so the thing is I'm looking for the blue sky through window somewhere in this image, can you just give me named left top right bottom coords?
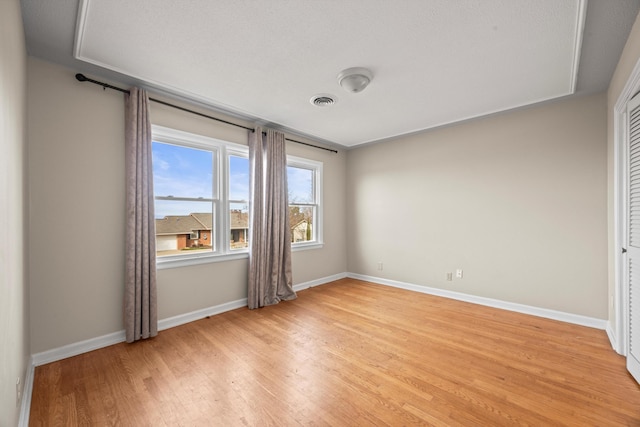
left=287, top=166, right=313, bottom=203
left=152, top=142, right=213, bottom=199
left=229, top=155, right=249, bottom=201
left=153, top=141, right=312, bottom=218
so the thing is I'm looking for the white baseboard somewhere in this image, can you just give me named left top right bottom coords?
left=158, top=298, right=248, bottom=331
left=32, top=330, right=127, bottom=367
left=18, top=356, right=34, bottom=427
left=606, top=322, right=624, bottom=355
left=293, top=272, right=348, bottom=292
left=160, top=273, right=346, bottom=330
left=347, top=273, right=608, bottom=330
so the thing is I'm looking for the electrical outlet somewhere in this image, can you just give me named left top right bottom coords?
left=446, top=272, right=453, bottom=281
left=377, top=262, right=383, bottom=271
left=456, top=269, right=463, bottom=279
left=16, top=377, right=21, bottom=408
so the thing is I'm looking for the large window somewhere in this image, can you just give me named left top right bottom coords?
left=152, top=126, right=322, bottom=268
left=152, top=126, right=249, bottom=266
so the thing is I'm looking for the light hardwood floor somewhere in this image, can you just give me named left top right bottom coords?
left=30, top=278, right=640, bottom=426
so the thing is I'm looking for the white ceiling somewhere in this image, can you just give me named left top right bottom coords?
left=21, top=0, right=640, bottom=148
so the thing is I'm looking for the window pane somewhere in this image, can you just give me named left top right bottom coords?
left=287, top=166, right=314, bottom=204
left=152, top=142, right=214, bottom=198
left=229, top=155, right=249, bottom=201
left=230, top=202, right=249, bottom=250
left=289, top=205, right=314, bottom=243
left=155, top=200, right=214, bottom=256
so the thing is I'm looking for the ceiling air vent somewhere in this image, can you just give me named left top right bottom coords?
left=310, top=94, right=336, bottom=107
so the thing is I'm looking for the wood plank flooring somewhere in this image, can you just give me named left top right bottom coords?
left=30, top=278, right=640, bottom=426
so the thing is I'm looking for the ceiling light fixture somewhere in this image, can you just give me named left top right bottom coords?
left=337, top=67, right=373, bottom=93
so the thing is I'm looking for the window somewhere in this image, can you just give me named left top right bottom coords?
left=152, top=126, right=249, bottom=267
left=228, top=154, right=249, bottom=250
left=287, top=156, right=322, bottom=248
left=152, top=126, right=323, bottom=268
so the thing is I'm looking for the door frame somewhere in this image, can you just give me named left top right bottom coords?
left=613, top=57, right=640, bottom=356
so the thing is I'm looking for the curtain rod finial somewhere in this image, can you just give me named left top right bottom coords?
left=75, top=73, right=88, bottom=82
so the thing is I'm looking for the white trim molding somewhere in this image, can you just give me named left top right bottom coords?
left=18, top=356, right=35, bottom=427
left=293, top=272, right=348, bottom=292
left=32, top=330, right=127, bottom=367
left=612, top=55, right=640, bottom=355
left=158, top=298, right=248, bottom=331
left=348, top=273, right=608, bottom=330
left=606, top=323, right=619, bottom=353
left=569, top=0, right=588, bottom=93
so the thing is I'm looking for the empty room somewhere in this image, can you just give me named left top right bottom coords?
left=3, top=0, right=640, bottom=425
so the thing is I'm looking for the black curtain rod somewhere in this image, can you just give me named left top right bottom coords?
left=75, top=73, right=338, bottom=154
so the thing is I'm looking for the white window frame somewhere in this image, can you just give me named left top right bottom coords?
left=152, top=125, right=249, bottom=269
left=152, top=126, right=324, bottom=269
left=287, top=155, right=323, bottom=251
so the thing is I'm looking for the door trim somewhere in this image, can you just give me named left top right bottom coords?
left=613, top=56, right=640, bottom=356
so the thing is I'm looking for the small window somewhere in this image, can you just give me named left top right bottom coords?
left=229, top=155, right=249, bottom=250
left=287, top=156, right=322, bottom=247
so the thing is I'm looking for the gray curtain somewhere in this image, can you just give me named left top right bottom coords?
left=248, top=127, right=296, bottom=309
left=124, top=87, right=158, bottom=342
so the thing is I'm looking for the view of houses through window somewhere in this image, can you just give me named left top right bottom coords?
left=151, top=127, right=322, bottom=261
left=287, top=165, right=316, bottom=243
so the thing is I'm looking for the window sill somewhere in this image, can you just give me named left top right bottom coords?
left=156, top=242, right=323, bottom=270
left=292, top=242, right=324, bottom=252
left=156, top=251, right=249, bottom=270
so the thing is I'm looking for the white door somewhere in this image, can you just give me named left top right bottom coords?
left=627, top=92, right=640, bottom=383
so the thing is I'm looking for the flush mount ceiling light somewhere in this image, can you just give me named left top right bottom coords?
left=310, top=94, right=336, bottom=107
left=337, top=67, right=373, bottom=93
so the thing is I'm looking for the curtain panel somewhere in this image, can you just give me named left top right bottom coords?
left=124, top=87, right=158, bottom=342
left=248, top=127, right=296, bottom=309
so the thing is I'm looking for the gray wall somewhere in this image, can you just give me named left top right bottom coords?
left=27, top=57, right=347, bottom=354
left=0, top=0, right=29, bottom=424
left=346, top=92, right=608, bottom=319
left=26, top=10, right=637, bottom=358
left=27, top=53, right=610, bottom=357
